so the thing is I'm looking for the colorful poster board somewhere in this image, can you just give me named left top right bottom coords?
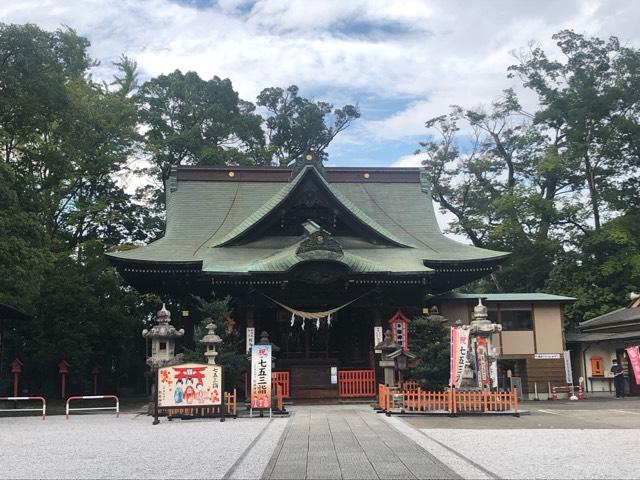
left=158, top=363, right=222, bottom=407
left=626, top=346, right=640, bottom=385
left=250, top=344, right=272, bottom=409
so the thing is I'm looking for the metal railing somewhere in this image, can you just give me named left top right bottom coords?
left=0, top=396, right=46, bottom=420
left=66, top=395, right=119, bottom=419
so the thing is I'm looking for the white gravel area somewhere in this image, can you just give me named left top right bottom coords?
left=0, top=413, right=288, bottom=479
left=423, top=428, right=640, bottom=479
left=384, top=416, right=492, bottom=479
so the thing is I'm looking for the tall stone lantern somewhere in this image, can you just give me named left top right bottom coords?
left=143, top=304, right=184, bottom=424
left=375, top=330, right=400, bottom=387
left=467, top=299, right=501, bottom=389
left=142, top=304, right=185, bottom=368
left=200, top=319, right=222, bottom=365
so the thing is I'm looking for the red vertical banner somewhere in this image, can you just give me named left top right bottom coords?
left=626, top=346, right=640, bottom=385
left=449, top=327, right=459, bottom=386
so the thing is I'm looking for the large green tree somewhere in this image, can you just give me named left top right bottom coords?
left=419, top=30, right=640, bottom=301
left=136, top=70, right=267, bottom=201
left=0, top=23, right=151, bottom=395
left=257, top=85, right=360, bottom=166
left=509, top=30, right=640, bottom=230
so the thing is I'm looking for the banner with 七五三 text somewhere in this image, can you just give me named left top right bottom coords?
left=251, top=344, right=272, bottom=409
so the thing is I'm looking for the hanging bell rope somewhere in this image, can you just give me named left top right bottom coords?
left=262, top=291, right=372, bottom=321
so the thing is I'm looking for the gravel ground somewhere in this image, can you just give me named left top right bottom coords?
left=421, top=428, right=640, bottom=479
left=0, top=413, right=289, bottom=479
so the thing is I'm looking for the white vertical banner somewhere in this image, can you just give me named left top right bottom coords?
left=250, top=344, right=271, bottom=410
left=374, top=326, right=383, bottom=353
left=563, top=350, right=573, bottom=384
left=490, top=359, right=498, bottom=389
left=246, top=327, right=255, bottom=354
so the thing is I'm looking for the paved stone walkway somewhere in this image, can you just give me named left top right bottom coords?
left=263, top=406, right=459, bottom=480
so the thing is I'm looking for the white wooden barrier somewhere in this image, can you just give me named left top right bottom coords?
left=66, top=395, right=119, bottom=419
left=0, top=396, right=46, bottom=420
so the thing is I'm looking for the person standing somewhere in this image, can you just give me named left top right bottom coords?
left=611, top=359, right=625, bottom=398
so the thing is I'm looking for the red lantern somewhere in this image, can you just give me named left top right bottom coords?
left=388, top=310, right=410, bottom=352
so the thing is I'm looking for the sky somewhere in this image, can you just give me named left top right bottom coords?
left=2, top=0, right=639, bottom=238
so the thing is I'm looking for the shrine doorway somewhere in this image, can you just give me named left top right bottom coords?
left=255, top=307, right=375, bottom=399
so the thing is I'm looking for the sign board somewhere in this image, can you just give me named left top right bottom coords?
left=534, top=353, right=561, bottom=360
left=330, top=366, right=337, bottom=385
left=158, top=363, right=222, bottom=407
left=563, top=350, right=573, bottom=384
left=373, top=326, right=383, bottom=353
left=250, top=344, right=272, bottom=409
left=246, top=327, right=255, bottom=354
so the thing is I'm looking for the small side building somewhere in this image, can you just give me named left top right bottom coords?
left=431, top=292, right=575, bottom=399
left=566, top=296, right=640, bottom=397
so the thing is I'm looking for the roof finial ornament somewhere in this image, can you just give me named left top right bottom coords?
left=290, top=147, right=326, bottom=180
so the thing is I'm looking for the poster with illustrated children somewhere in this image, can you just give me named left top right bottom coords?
left=157, top=363, right=222, bottom=407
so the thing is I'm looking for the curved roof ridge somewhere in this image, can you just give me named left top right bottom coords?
left=211, top=166, right=409, bottom=248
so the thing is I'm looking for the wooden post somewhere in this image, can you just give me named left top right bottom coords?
left=152, top=367, right=159, bottom=425
left=10, top=358, right=22, bottom=397
left=58, top=360, right=69, bottom=399
left=483, top=387, right=488, bottom=413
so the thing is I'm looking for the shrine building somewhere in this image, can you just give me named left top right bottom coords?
left=107, top=153, right=570, bottom=399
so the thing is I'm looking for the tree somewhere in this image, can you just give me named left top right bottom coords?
left=137, top=70, right=267, bottom=202
left=409, top=316, right=450, bottom=391
left=0, top=23, right=153, bottom=395
left=184, top=295, right=245, bottom=393
left=418, top=93, right=567, bottom=292
left=257, top=85, right=360, bottom=166
left=546, top=211, right=640, bottom=328
left=509, top=30, right=640, bottom=230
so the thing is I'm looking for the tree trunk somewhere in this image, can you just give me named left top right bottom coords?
left=584, top=155, right=601, bottom=230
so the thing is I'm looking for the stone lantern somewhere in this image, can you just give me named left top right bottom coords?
left=375, top=329, right=400, bottom=387
left=142, top=304, right=185, bottom=368
left=200, top=319, right=222, bottom=365
left=466, top=299, right=502, bottom=389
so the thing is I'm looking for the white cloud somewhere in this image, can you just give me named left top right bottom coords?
left=391, top=153, right=422, bottom=168
left=3, top=0, right=640, bottom=163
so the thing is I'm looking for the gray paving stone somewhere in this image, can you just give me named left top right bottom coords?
left=265, top=405, right=459, bottom=480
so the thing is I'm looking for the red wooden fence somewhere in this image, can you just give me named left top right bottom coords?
left=378, top=385, right=519, bottom=416
left=272, top=371, right=290, bottom=398
left=338, top=370, right=376, bottom=397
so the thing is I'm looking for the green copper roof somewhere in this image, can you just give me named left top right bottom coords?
left=213, top=166, right=407, bottom=248
left=434, top=292, right=576, bottom=302
left=107, top=164, right=509, bottom=275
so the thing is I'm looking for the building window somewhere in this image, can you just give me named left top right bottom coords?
left=499, top=310, right=533, bottom=331
left=590, top=356, right=604, bottom=376
left=159, top=342, right=167, bottom=351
